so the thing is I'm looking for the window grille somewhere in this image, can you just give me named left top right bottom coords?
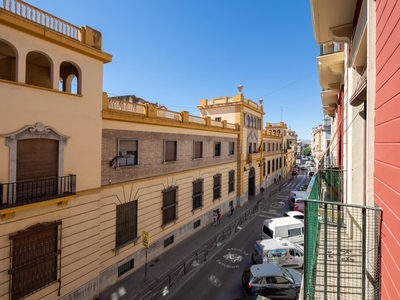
left=228, top=170, right=235, bottom=193
left=162, top=188, right=177, bottom=225
left=213, top=174, right=221, bottom=200
left=116, top=201, right=138, bottom=248
left=9, top=221, right=61, bottom=300
left=192, top=180, right=203, bottom=210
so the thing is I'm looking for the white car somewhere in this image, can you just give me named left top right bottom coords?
left=283, top=211, right=304, bottom=222
left=300, top=165, right=307, bottom=170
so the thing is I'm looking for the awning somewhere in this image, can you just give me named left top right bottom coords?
left=349, top=70, right=367, bottom=106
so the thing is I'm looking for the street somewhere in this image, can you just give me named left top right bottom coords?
left=165, top=170, right=311, bottom=300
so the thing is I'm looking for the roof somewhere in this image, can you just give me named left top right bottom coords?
left=256, top=238, right=295, bottom=249
left=284, top=211, right=304, bottom=217
left=265, top=217, right=303, bottom=226
left=249, top=264, right=282, bottom=277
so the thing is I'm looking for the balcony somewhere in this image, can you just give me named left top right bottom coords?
left=320, top=42, right=344, bottom=56
left=310, top=0, right=357, bottom=44
left=0, top=175, right=76, bottom=209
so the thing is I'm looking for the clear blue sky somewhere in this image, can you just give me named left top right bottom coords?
left=27, top=0, right=323, bottom=140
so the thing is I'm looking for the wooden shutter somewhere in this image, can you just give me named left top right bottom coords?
left=17, top=139, right=58, bottom=181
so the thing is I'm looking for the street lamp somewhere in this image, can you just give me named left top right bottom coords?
left=109, top=155, right=135, bottom=184
left=109, top=155, right=135, bottom=167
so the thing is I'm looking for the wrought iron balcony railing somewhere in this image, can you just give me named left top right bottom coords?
left=0, top=175, right=76, bottom=209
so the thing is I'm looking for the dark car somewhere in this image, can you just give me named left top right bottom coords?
left=242, top=264, right=301, bottom=299
left=291, top=169, right=298, bottom=175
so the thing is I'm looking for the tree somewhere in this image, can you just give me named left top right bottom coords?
left=302, top=147, right=311, bottom=156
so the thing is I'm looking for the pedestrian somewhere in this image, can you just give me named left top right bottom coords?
left=260, top=187, right=265, bottom=196
left=217, top=209, right=222, bottom=225
left=230, top=205, right=235, bottom=217
left=212, top=210, right=218, bottom=226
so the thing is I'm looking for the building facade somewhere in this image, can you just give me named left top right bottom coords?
left=0, top=2, right=294, bottom=299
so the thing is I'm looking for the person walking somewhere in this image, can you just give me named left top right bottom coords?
left=217, top=209, right=222, bottom=225
left=212, top=210, right=218, bottom=226
left=230, top=205, right=235, bottom=217
left=260, top=187, right=265, bottom=196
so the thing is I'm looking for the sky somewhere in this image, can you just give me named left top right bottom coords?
left=26, top=0, right=323, bottom=140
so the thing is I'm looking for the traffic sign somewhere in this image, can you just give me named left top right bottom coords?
left=142, top=231, right=149, bottom=248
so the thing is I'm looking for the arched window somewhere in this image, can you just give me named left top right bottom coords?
left=26, top=51, right=52, bottom=88
left=59, top=61, right=81, bottom=94
left=0, top=39, right=18, bottom=82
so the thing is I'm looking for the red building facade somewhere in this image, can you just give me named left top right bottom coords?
left=375, top=0, right=400, bottom=298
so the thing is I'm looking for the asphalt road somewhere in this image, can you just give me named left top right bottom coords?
left=164, top=172, right=311, bottom=300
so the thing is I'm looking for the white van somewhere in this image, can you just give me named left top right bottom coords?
left=252, top=238, right=304, bottom=268
left=289, top=191, right=307, bottom=208
left=261, top=217, right=304, bottom=244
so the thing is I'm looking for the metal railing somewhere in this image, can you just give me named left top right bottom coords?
left=0, top=175, right=76, bottom=208
left=303, top=200, right=382, bottom=300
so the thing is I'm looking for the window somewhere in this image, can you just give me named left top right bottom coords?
left=228, top=170, right=235, bottom=193
left=162, top=187, right=178, bottom=225
left=262, top=163, right=266, bottom=177
left=213, top=174, right=221, bottom=200
left=272, top=160, right=275, bottom=172
left=229, top=142, right=235, bottom=155
left=214, top=142, right=221, bottom=157
left=215, top=117, right=221, bottom=121
left=194, top=141, right=203, bottom=159
left=268, top=160, right=271, bottom=174
left=118, top=259, right=134, bottom=277
left=262, top=143, right=265, bottom=152
left=118, top=139, right=138, bottom=166
left=276, top=158, right=279, bottom=169
left=288, top=228, right=302, bottom=237
left=192, top=180, right=203, bottom=210
left=248, top=143, right=252, bottom=154
left=164, top=235, right=174, bottom=248
left=193, top=220, right=201, bottom=229
left=272, top=143, right=275, bottom=151
left=280, top=143, right=282, bottom=150
left=279, top=157, right=282, bottom=168
left=10, top=221, right=61, bottom=300
left=164, top=140, right=177, bottom=162
left=268, top=143, right=271, bottom=152
left=253, top=143, right=256, bottom=153
left=116, top=201, right=138, bottom=248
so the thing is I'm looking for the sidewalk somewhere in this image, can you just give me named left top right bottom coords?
left=99, top=177, right=291, bottom=300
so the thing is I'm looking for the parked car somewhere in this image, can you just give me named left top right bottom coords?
left=293, top=202, right=304, bottom=214
left=252, top=238, right=304, bottom=267
left=283, top=211, right=304, bottom=222
left=300, top=165, right=307, bottom=170
left=241, top=264, right=302, bottom=299
left=298, top=184, right=308, bottom=191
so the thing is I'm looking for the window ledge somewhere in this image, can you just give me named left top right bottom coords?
left=113, top=236, right=140, bottom=254
left=161, top=218, right=178, bottom=229
left=192, top=205, right=204, bottom=213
